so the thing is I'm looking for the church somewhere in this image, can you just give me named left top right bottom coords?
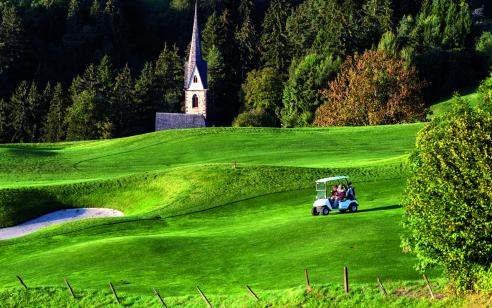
left=155, top=2, right=208, bottom=131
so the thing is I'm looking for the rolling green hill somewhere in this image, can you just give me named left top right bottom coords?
left=0, top=123, right=449, bottom=306
left=428, top=88, right=482, bottom=119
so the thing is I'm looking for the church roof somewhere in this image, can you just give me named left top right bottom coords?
left=184, top=2, right=208, bottom=89
left=155, top=113, right=207, bottom=130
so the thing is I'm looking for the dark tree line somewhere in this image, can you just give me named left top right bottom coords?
left=0, top=0, right=491, bottom=141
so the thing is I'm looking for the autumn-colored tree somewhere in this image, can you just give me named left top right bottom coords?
left=314, top=50, right=426, bottom=126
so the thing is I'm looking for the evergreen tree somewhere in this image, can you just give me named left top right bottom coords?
left=9, top=81, right=31, bottom=143
left=103, top=0, right=123, bottom=59
left=66, top=56, right=114, bottom=140
left=110, top=64, right=133, bottom=136
left=25, top=82, right=42, bottom=142
left=86, top=0, right=105, bottom=57
left=206, top=45, right=227, bottom=125
left=63, top=0, right=84, bottom=62
left=410, top=0, right=472, bottom=51
left=0, top=99, right=8, bottom=143
left=132, top=62, right=158, bottom=134
left=442, top=0, right=471, bottom=49
left=286, top=0, right=363, bottom=59
left=96, top=55, right=114, bottom=98
left=202, top=9, right=240, bottom=124
left=42, top=83, right=66, bottom=142
left=154, top=44, right=183, bottom=113
left=281, top=54, right=341, bottom=127
left=0, top=4, right=22, bottom=73
left=235, top=15, right=258, bottom=79
left=259, top=0, right=292, bottom=73
left=65, top=89, right=99, bottom=140
left=202, top=11, right=228, bottom=58
left=35, top=82, right=53, bottom=139
left=362, top=0, right=394, bottom=47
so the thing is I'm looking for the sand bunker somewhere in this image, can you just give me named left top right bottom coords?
left=0, top=208, right=124, bottom=240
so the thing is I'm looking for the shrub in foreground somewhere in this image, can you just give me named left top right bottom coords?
left=402, top=96, right=492, bottom=293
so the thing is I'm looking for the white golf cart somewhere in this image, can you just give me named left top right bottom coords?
left=311, top=176, right=359, bottom=216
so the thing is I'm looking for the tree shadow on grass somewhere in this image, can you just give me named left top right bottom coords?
left=357, top=204, right=401, bottom=213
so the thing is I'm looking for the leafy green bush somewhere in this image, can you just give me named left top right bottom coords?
left=402, top=95, right=492, bottom=293
left=480, top=71, right=492, bottom=103
left=476, top=32, right=492, bottom=70
left=232, top=108, right=279, bottom=127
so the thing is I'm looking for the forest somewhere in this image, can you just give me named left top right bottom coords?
left=0, top=0, right=491, bottom=142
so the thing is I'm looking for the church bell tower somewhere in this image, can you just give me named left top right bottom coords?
left=184, top=2, right=208, bottom=118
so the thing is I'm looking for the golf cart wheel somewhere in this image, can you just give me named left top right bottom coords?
left=311, top=207, right=319, bottom=216
left=349, top=203, right=358, bottom=213
left=322, top=206, right=330, bottom=215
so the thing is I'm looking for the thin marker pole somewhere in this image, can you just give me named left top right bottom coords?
left=246, top=285, right=259, bottom=301
left=64, top=277, right=76, bottom=298
left=152, top=288, right=167, bottom=307
left=196, top=286, right=212, bottom=307
left=377, top=277, right=387, bottom=296
left=305, top=269, right=312, bottom=292
left=109, top=282, right=121, bottom=304
left=344, top=267, right=349, bottom=293
left=422, top=274, right=435, bottom=299
left=16, top=275, right=27, bottom=290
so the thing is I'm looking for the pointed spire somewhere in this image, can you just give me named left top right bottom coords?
left=184, top=1, right=207, bottom=89
left=189, top=1, right=202, bottom=62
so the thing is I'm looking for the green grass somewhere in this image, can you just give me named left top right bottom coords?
left=3, top=280, right=485, bottom=308
left=1, top=124, right=460, bottom=306
left=428, top=88, right=483, bottom=119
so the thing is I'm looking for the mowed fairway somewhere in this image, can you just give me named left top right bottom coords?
left=0, top=124, right=430, bottom=297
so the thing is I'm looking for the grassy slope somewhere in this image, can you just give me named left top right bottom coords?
left=0, top=124, right=440, bottom=304
left=428, top=89, right=482, bottom=119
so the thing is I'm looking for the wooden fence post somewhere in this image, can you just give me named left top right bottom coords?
left=152, top=288, right=168, bottom=308
left=305, top=269, right=312, bottom=292
left=422, top=274, right=435, bottom=299
left=245, top=285, right=259, bottom=301
left=377, top=276, right=387, bottom=296
left=16, top=275, right=28, bottom=290
left=196, top=286, right=212, bottom=307
left=109, top=282, right=121, bottom=305
left=344, top=267, right=349, bottom=293
left=64, top=277, right=76, bottom=298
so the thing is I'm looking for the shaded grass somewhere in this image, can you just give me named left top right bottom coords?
left=428, top=89, right=482, bottom=119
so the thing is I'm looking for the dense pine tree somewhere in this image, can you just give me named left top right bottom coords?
left=259, top=0, right=292, bottom=73
left=65, top=89, right=100, bottom=140
left=9, top=81, right=31, bottom=143
left=110, top=64, right=133, bottom=136
left=42, top=83, right=65, bottom=142
left=154, top=44, right=183, bottom=113
left=0, top=4, right=22, bottom=73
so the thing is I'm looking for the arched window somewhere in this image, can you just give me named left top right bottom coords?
left=192, top=95, right=199, bottom=108
left=193, top=76, right=198, bottom=83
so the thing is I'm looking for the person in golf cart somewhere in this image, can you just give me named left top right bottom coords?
left=346, top=182, right=355, bottom=200
left=329, top=184, right=345, bottom=207
left=312, top=176, right=359, bottom=215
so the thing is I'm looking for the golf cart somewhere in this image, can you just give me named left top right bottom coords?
left=311, top=176, right=359, bottom=216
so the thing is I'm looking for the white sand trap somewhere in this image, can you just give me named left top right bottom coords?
left=0, top=208, right=124, bottom=240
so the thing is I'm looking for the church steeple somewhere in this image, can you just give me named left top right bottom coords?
left=184, top=1, right=208, bottom=118
left=184, top=1, right=207, bottom=89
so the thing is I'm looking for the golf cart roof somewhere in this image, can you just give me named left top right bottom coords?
left=316, top=176, right=349, bottom=184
